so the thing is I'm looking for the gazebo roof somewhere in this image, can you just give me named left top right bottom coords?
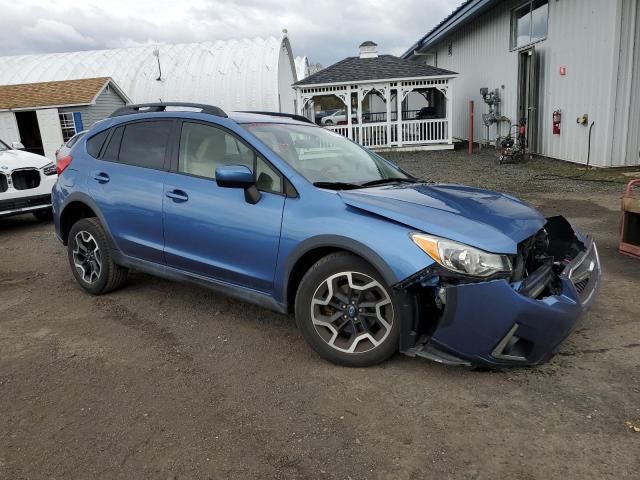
left=294, top=54, right=456, bottom=86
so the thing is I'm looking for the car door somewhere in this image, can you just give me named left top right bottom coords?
left=162, top=120, right=285, bottom=293
left=88, top=120, right=172, bottom=264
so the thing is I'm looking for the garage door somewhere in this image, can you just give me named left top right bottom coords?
left=0, top=111, right=19, bottom=145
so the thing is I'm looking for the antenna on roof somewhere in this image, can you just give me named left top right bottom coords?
left=152, top=48, right=162, bottom=81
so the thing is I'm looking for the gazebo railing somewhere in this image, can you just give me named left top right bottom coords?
left=325, top=118, right=449, bottom=147
left=401, top=119, right=449, bottom=145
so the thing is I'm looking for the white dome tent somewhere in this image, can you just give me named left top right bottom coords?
left=0, top=36, right=298, bottom=114
left=294, top=56, right=310, bottom=82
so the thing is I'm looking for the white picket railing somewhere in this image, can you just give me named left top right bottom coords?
left=401, top=119, right=449, bottom=145
left=324, top=119, right=449, bottom=148
left=324, top=125, right=349, bottom=137
left=360, top=124, right=388, bottom=148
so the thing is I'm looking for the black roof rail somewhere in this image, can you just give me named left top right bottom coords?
left=110, top=102, right=228, bottom=118
left=239, top=111, right=314, bottom=124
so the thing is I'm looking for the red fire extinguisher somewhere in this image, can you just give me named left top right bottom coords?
left=553, top=110, right=562, bottom=135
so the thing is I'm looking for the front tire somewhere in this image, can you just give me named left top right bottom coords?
left=67, top=218, right=128, bottom=295
left=295, top=252, right=399, bottom=367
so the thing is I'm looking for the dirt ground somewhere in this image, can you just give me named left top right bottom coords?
left=1, top=148, right=639, bottom=479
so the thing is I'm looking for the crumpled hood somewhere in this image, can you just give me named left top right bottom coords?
left=0, top=149, right=50, bottom=170
left=338, top=183, right=546, bottom=254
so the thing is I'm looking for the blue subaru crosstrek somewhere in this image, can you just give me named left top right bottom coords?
left=52, top=103, right=601, bottom=368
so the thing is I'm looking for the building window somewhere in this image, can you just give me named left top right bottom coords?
left=511, top=0, right=548, bottom=49
left=59, top=112, right=77, bottom=142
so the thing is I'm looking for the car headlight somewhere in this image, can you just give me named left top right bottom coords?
left=411, top=233, right=512, bottom=278
left=42, top=162, right=57, bottom=176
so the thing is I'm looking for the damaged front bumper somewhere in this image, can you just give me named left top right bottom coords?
left=396, top=220, right=601, bottom=367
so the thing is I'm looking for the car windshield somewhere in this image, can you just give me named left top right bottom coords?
left=0, top=140, right=9, bottom=152
left=245, top=123, right=410, bottom=186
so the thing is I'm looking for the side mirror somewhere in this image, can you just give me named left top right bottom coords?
left=11, top=141, right=24, bottom=150
left=215, top=165, right=261, bottom=204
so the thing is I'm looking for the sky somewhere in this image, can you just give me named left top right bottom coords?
left=0, top=0, right=461, bottom=66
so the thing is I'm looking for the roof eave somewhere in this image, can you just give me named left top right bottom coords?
left=0, top=102, right=93, bottom=112
left=401, top=0, right=500, bottom=58
left=91, top=78, right=132, bottom=105
left=293, top=73, right=458, bottom=89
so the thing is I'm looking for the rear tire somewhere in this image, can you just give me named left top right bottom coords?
left=33, top=208, right=53, bottom=221
left=67, top=217, right=128, bottom=295
left=295, top=252, right=399, bottom=367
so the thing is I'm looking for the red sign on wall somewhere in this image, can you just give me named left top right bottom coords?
left=560, top=66, right=567, bottom=76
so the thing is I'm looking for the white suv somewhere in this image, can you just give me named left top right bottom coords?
left=0, top=139, right=58, bottom=220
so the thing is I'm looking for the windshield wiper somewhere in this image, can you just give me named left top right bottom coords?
left=312, top=181, right=362, bottom=190
left=358, top=177, right=418, bottom=187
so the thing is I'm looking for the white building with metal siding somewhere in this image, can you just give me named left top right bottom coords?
left=403, top=0, right=640, bottom=167
left=0, top=36, right=298, bottom=115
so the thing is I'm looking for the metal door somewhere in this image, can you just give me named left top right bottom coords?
left=518, top=46, right=539, bottom=155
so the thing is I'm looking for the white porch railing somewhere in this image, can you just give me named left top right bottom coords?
left=360, top=124, right=388, bottom=148
left=324, top=119, right=449, bottom=148
left=401, top=119, right=449, bottom=145
left=324, top=125, right=350, bottom=137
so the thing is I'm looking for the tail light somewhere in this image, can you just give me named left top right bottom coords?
left=57, top=154, right=72, bottom=175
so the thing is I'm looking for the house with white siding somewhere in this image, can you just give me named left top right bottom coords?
left=402, top=0, right=640, bottom=167
left=0, top=77, right=129, bottom=160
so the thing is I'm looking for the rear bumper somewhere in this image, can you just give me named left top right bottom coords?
left=411, top=238, right=601, bottom=367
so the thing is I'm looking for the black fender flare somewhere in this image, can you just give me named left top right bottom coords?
left=281, top=234, right=399, bottom=307
left=59, top=192, right=119, bottom=253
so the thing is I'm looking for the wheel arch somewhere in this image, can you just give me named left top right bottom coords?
left=59, top=193, right=116, bottom=250
left=282, top=235, right=398, bottom=312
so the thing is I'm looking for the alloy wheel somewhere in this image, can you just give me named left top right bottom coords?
left=311, top=271, right=394, bottom=354
left=72, top=230, right=102, bottom=284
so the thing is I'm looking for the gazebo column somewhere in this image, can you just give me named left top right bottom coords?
left=446, top=84, right=453, bottom=144
left=385, top=83, right=391, bottom=147
left=357, top=88, right=363, bottom=144
left=396, top=88, right=403, bottom=147
left=346, top=87, right=353, bottom=140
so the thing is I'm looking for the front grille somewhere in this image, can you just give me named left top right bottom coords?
left=0, top=194, right=51, bottom=212
left=11, top=169, right=41, bottom=190
left=565, top=240, right=600, bottom=304
left=574, top=278, right=589, bottom=295
left=0, top=173, right=7, bottom=193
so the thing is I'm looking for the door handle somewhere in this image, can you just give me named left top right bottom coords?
left=166, top=189, right=189, bottom=202
left=93, top=172, right=110, bottom=184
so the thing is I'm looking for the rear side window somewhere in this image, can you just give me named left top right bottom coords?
left=101, top=126, right=123, bottom=162
left=118, top=121, right=171, bottom=170
left=66, top=132, right=83, bottom=148
left=86, top=130, right=109, bottom=158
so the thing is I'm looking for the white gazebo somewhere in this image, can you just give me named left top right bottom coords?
left=294, top=41, right=457, bottom=150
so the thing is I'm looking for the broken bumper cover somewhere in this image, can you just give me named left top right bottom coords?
left=410, top=238, right=601, bottom=367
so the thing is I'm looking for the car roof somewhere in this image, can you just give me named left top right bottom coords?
left=101, top=109, right=313, bottom=128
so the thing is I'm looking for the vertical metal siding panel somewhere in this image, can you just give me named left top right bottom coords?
left=618, top=0, right=640, bottom=167
left=428, top=0, right=618, bottom=166
left=628, top=1, right=640, bottom=166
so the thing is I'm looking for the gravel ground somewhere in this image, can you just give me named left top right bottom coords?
left=1, top=147, right=639, bottom=479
